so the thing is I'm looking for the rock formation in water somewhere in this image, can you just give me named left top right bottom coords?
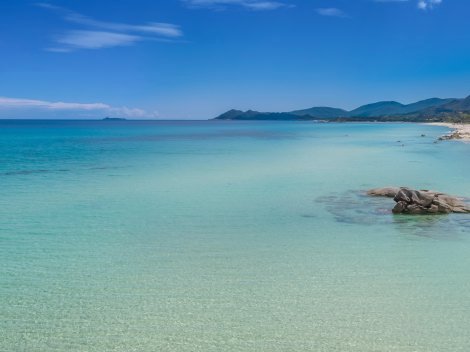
left=367, top=187, right=470, bottom=214
left=438, top=131, right=468, bottom=141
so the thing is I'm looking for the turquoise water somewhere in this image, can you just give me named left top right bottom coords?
left=1, top=120, right=470, bottom=351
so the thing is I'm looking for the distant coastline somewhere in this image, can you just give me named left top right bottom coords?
left=214, top=95, right=470, bottom=123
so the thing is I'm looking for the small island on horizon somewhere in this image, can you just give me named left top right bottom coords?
left=102, top=117, right=127, bottom=121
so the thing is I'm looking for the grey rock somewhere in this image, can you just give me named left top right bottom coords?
left=438, top=131, right=463, bottom=141
left=392, top=201, right=407, bottom=214
left=367, top=187, right=470, bottom=215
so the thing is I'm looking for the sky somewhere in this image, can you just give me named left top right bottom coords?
left=0, top=0, right=469, bottom=119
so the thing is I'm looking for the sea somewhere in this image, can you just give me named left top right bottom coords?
left=1, top=120, right=470, bottom=351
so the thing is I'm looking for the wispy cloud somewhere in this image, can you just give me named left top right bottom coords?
left=417, top=0, right=442, bottom=10
left=316, top=8, right=349, bottom=18
left=183, top=0, right=292, bottom=10
left=54, top=31, right=142, bottom=50
left=374, top=0, right=443, bottom=10
left=37, top=3, right=183, bottom=52
left=0, top=97, right=158, bottom=119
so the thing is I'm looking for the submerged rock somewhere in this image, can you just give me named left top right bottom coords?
left=367, top=187, right=470, bottom=214
left=316, top=189, right=470, bottom=238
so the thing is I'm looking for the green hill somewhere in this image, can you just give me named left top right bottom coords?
left=290, top=107, right=348, bottom=118
left=214, top=95, right=470, bottom=122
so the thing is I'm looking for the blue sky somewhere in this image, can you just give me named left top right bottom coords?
left=0, top=0, right=469, bottom=119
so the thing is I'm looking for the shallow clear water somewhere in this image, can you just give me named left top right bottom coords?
left=1, top=120, right=470, bottom=351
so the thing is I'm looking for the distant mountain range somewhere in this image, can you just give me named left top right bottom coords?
left=214, top=95, right=470, bottom=122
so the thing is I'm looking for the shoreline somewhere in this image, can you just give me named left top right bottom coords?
left=426, top=122, right=470, bottom=143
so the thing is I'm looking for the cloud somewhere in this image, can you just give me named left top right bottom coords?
left=417, top=0, right=442, bottom=10
left=316, top=8, right=349, bottom=18
left=53, top=31, right=141, bottom=51
left=37, top=3, right=183, bottom=51
left=62, top=12, right=183, bottom=37
left=374, top=0, right=443, bottom=10
left=183, top=0, right=291, bottom=10
left=0, top=97, right=158, bottom=119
